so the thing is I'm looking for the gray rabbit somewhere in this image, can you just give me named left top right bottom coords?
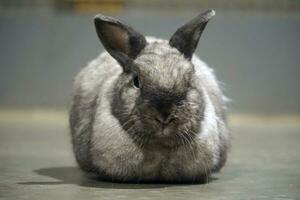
left=70, top=10, right=230, bottom=183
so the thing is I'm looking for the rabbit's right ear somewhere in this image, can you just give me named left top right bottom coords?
left=94, top=14, right=147, bottom=72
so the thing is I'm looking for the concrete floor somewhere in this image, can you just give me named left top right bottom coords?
left=0, top=112, right=300, bottom=200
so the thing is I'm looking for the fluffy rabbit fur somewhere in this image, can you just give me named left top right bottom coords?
left=70, top=10, right=230, bottom=183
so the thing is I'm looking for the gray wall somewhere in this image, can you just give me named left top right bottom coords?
left=1, top=8, right=300, bottom=114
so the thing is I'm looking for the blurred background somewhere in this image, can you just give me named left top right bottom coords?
left=0, top=0, right=300, bottom=116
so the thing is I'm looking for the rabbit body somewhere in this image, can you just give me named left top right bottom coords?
left=70, top=12, right=229, bottom=183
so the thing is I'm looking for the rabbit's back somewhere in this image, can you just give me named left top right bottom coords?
left=69, top=52, right=122, bottom=172
left=192, top=56, right=229, bottom=171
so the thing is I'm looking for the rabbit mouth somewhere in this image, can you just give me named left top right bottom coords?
left=122, top=113, right=199, bottom=148
left=150, top=128, right=197, bottom=148
left=154, top=126, right=173, bottom=138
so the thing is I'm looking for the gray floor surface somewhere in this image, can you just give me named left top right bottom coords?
left=0, top=114, right=300, bottom=200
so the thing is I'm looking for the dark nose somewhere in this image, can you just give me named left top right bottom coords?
left=155, top=102, right=172, bottom=123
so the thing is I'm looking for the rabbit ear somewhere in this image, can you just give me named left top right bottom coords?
left=94, top=14, right=147, bottom=72
left=169, top=10, right=215, bottom=60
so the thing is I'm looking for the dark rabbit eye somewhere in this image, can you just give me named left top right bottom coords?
left=133, top=74, right=140, bottom=88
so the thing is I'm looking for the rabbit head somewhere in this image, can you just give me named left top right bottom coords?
left=94, top=10, right=215, bottom=148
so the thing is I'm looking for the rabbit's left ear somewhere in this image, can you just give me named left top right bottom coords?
left=94, top=14, right=147, bottom=72
left=169, top=10, right=215, bottom=60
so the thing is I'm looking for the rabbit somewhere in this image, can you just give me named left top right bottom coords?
left=69, top=9, right=230, bottom=183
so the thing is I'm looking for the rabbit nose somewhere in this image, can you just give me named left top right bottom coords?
left=155, top=102, right=172, bottom=124
left=161, top=111, right=171, bottom=122
left=155, top=114, right=175, bottom=125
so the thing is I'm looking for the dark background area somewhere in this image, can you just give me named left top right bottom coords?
left=0, top=0, right=300, bottom=114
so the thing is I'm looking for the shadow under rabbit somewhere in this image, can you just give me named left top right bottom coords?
left=18, top=166, right=219, bottom=189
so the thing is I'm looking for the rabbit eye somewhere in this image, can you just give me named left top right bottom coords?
left=133, top=74, right=140, bottom=88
